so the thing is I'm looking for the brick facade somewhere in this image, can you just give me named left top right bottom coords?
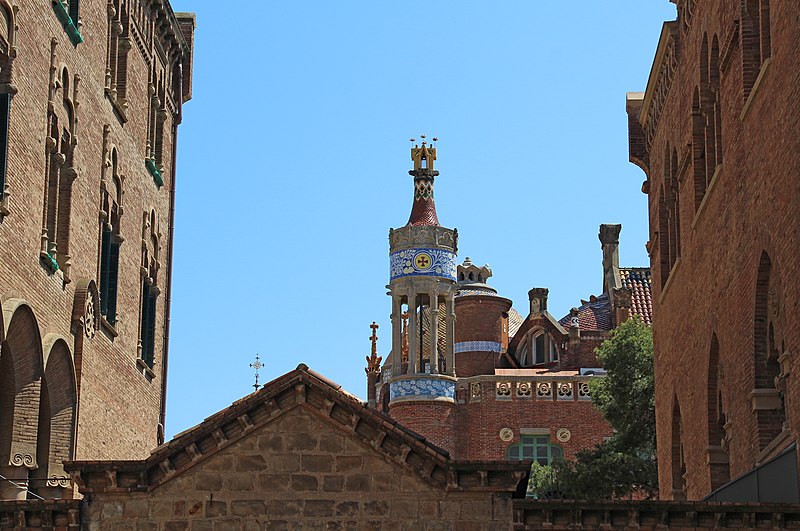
left=627, top=0, right=799, bottom=501
left=0, top=0, right=193, bottom=499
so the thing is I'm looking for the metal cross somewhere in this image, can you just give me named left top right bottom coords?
left=250, top=354, right=264, bottom=391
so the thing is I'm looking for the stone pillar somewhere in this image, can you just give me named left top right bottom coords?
left=408, top=292, right=419, bottom=374
left=445, top=293, right=456, bottom=376
left=429, top=292, right=439, bottom=374
left=391, top=295, right=402, bottom=377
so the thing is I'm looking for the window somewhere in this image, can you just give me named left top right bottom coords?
left=52, top=0, right=83, bottom=45
left=41, top=66, right=78, bottom=281
left=694, top=33, right=723, bottom=211
left=99, top=149, right=122, bottom=327
left=507, top=435, right=563, bottom=466
left=145, top=66, right=166, bottom=186
left=515, top=330, right=559, bottom=367
left=659, top=143, right=680, bottom=288
left=741, top=0, right=771, bottom=101
left=0, top=92, right=9, bottom=215
left=105, top=0, right=130, bottom=117
left=139, top=211, right=160, bottom=369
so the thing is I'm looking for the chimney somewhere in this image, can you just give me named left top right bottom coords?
left=599, top=224, right=622, bottom=294
left=568, top=307, right=580, bottom=346
left=528, top=288, right=549, bottom=315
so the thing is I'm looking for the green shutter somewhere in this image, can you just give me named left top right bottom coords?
left=106, top=240, right=120, bottom=325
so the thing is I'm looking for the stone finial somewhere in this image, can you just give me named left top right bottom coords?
left=569, top=307, right=580, bottom=344
left=365, top=322, right=382, bottom=375
left=599, top=223, right=622, bottom=245
left=528, top=288, right=549, bottom=314
left=410, top=135, right=437, bottom=172
left=457, top=257, right=493, bottom=284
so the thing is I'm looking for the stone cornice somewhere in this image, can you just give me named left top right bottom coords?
left=639, top=21, right=681, bottom=150
left=65, top=365, right=528, bottom=495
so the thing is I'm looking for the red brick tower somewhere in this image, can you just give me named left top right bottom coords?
left=454, top=258, right=512, bottom=377
left=384, top=138, right=457, bottom=451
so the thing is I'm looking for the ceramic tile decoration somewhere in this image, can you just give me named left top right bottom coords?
left=454, top=341, right=502, bottom=353
left=390, top=378, right=456, bottom=400
left=390, top=248, right=457, bottom=281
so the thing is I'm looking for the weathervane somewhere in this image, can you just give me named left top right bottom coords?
left=250, top=354, right=264, bottom=391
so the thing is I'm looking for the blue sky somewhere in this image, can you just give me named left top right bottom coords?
left=164, top=1, right=676, bottom=438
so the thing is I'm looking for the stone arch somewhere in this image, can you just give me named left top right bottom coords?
left=752, top=250, right=786, bottom=452
left=0, top=299, right=43, bottom=471
left=31, top=335, right=75, bottom=493
left=707, top=333, right=730, bottom=489
left=671, top=395, right=686, bottom=500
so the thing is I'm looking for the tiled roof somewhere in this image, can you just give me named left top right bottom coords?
left=620, top=268, right=652, bottom=325
left=557, top=268, right=652, bottom=331
left=559, top=293, right=613, bottom=331
left=407, top=198, right=440, bottom=226
left=508, top=307, right=524, bottom=338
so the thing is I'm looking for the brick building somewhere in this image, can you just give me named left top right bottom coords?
left=370, top=141, right=652, bottom=464
left=626, top=0, right=799, bottom=502
left=0, top=0, right=193, bottom=499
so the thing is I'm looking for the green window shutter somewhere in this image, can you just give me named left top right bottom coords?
left=99, top=225, right=112, bottom=316
left=0, top=93, right=9, bottom=197
left=106, top=240, right=120, bottom=325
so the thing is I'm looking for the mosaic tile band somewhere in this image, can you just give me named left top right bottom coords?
left=454, top=341, right=502, bottom=354
left=389, top=248, right=457, bottom=281
left=389, top=378, right=456, bottom=401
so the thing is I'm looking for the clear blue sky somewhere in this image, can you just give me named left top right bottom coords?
left=164, top=1, right=676, bottom=438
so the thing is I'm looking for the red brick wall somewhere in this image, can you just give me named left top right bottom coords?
left=0, top=0, right=191, bottom=466
left=455, top=295, right=511, bottom=377
left=390, top=401, right=455, bottom=452
left=629, top=0, right=800, bottom=500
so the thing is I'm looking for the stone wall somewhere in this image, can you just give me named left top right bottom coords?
left=80, top=407, right=516, bottom=530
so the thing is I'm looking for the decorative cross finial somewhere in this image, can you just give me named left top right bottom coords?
left=365, top=322, right=382, bottom=374
left=250, top=354, right=264, bottom=391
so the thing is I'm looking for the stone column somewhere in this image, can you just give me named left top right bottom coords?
left=429, top=291, right=439, bottom=374
left=391, top=295, right=402, bottom=377
left=0, top=465, right=29, bottom=500
left=445, top=292, right=456, bottom=376
left=408, top=291, right=419, bottom=374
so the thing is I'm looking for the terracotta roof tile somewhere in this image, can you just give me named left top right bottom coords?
left=559, top=294, right=613, bottom=331
left=620, top=268, right=652, bottom=325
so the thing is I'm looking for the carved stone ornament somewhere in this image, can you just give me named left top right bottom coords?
left=470, top=382, right=482, bottom=399
left=71, top=279, right=100, bottom=338
left=11, top=452, right=34, bottom=468
left=499, top=428, right=514, bottom=442
left=556, top=428, right=571, bottom=443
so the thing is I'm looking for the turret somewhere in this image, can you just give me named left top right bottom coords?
left=384, top=138, right=458, bottom=451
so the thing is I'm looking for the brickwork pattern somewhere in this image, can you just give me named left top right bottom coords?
left=0, top=0, right=192, bottom=497
left=628, top=0, right=800, bottom=500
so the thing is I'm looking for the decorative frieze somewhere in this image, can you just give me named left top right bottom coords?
left=389, top=377, right=455, bottom=402
left=556, top=382, right=574, bottom=401
left=516, top=382, right=532, bottom=399
left=641, top=22, right=681, bottom=151
left=536, top=382, right=553, bottom=400
left=389, top=225, right=457, bottom=253
left=496, top=381, right=512, bottom=399
left=390, top=247, right=457, bottom=281
left=454, top=341, right=501, bottom=354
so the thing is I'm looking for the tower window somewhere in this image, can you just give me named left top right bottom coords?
left=99, top=151, right=123, bottom=326
left=0, top=92, right=9, bottom=215
left=507, top=435, right=563, bottom=466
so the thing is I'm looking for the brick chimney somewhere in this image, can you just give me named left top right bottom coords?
left=528, top=288, right=548, bottom=315
left=599, top=224, right=622, bottom=295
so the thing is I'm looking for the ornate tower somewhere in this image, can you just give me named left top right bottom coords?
left=385, top=138, right=458, bottom=449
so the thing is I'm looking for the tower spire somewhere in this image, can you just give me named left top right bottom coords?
left=365, top=322, right=382, bottom=408
left=407, top=135, right=440, bottom=226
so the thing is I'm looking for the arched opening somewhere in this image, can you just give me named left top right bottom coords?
left=671, top=396, right=687, bottom=500
left=752, top=251, right=786, bottom=452
left=707, top=334, right=730, bottom=489
left=0, top=301, right=44, bottom=499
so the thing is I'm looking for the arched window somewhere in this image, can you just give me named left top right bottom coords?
left=741, top=0, right=771, bottom=102
left=99, top=149, right=122, bottom=326
left=707, top=334, right=730, bottom=489
left=515, top=330, right=559, bottom=367
left=671, top=397, right=687, bottom=500
left=106, top=0, right=130, bottom=114
left=139, top=210, right=160, bottom=371
left=752, top=251, right=787, bottom=452
left=507, top=435, right=563, bottom=466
